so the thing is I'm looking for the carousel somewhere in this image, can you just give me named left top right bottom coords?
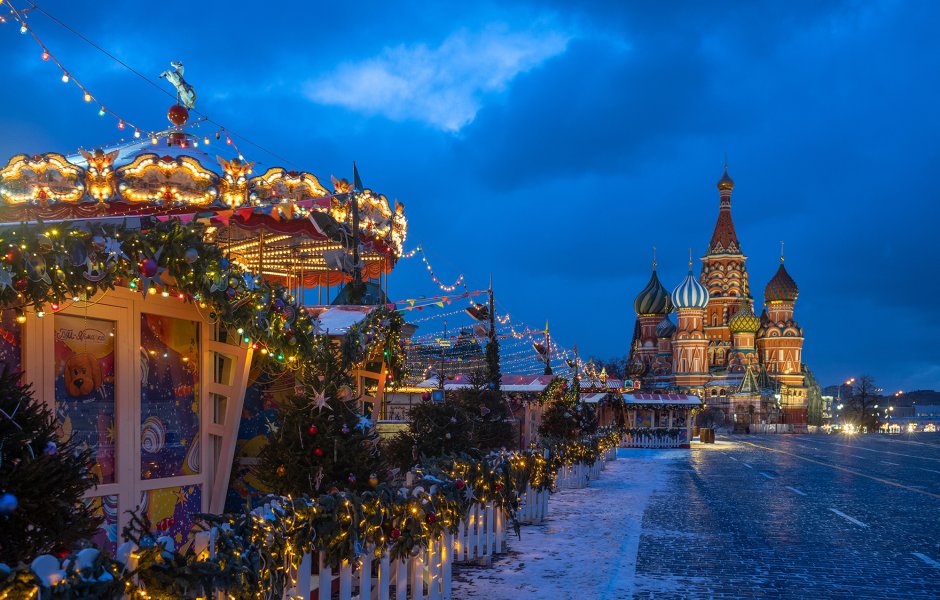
left=0, top=76, right=409, bottom=551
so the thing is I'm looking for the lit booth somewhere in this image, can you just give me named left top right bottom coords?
left=0, top=124, right=408, bottom=550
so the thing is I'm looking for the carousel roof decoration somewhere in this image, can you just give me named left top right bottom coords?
left=0, top=67, right=408, bottom=290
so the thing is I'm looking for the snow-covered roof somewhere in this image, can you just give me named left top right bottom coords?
left=580, top=392, right=609, bottom=404
left=625, top=393, right=702, bottom=406
left=306, top=305, right=379, bottom=335
left=413, top=374, right=554, bottom=392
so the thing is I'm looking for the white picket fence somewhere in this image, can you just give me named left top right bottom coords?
left=621, top=433, right=684, bottom=448
left=517, top=484, right=550, bottom=524
left=20, top=448, right=621, bottom=599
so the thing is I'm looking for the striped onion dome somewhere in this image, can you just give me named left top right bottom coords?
left=671, top=270, right=710, bottom=309
left=633, top=270, right=669, bottom=315
left=764, top=263, right=799, bottom=302
left=655, top=315, right=676, bottom=338
left=729, top=301, right=760, bottom=333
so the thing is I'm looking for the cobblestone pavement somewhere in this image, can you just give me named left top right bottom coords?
left=454, top=433, right=940, bottom=599
left=635, top=433, right=940, bottom=599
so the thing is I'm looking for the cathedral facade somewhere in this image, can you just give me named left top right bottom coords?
left=627, top=167, right=807, bottom=430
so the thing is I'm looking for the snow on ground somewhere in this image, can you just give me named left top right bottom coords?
left=452, top=448, right=689, bottom=600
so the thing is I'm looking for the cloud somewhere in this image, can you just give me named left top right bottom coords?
left=304, top=23, right=571, bottom=132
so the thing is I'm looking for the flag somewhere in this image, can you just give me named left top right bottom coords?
left=353, top=161, right=364, bottom=191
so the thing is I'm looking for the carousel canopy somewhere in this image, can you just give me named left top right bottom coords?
left=0, top=130, right=408, bottom=289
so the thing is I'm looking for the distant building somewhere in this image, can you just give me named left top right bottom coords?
left=628, top=167, right=808, bottom=431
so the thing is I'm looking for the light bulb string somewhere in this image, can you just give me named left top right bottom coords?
left=5, top=0, right=146, bottom=135
left=18, top=0, right=298, bottom=169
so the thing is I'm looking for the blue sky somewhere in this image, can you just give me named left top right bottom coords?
left=1, top=1, right=938, bottom=390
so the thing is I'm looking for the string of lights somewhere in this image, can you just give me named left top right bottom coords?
left=3, top=0, right=284, bottom=167
left=400, top=244, right=466, bottom=292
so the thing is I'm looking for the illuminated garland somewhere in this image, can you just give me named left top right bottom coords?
left=0, top=218, right=404, bottom=372
left=0, top=429, right=621, bottom=597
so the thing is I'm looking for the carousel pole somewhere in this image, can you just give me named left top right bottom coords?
left=351, top=162, right=364, bottom=304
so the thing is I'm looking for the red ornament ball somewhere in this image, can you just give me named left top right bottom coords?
left=390, top=527, right=401, bottom=540
left=140, top=259, right=158, bottom=278
left=308, top=425, right=318, bottom=435
left=167, top=104, right=189, bottom=126
left=313, top=447, right=324, bottom=457
left=494, top=483, right=503, bottom=492
left=426, top=513, right=436, bottom=524
left=13, top=278, right=27, bottom=292
left=454, top=479, right=465, bottom=490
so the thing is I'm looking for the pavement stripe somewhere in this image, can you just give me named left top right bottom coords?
left=818, top=440, right=940, bottom=463
left=912, top=552, right=940, bottom=568
left=742, top=463, right=753, bottom=469
left=728, top=456, right=739, bottom=461
left=829, top=508, right=869, bottom=527
left=918, top=467, right=940, bottom=474
left=740, top=441, right=940, bottom=501
left=785, top=486, right=807, bottom=496
left=881, top=461, right=900, bottom=466
left=759, top=472, right=775, bottom=479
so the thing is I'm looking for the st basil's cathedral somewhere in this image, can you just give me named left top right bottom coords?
left=627, top=167, right=808, bottom=430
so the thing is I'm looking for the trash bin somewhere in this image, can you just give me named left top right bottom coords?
left=692, top=426, right=700, bottom=439
left=701, top=428, right=714, bottom=444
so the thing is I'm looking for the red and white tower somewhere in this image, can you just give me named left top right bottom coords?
left=700, top=166, right=750, bottom=369
left=757, top=253, right=806, bottom=424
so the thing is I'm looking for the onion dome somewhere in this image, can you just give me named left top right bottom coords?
left=671, top=270, right=710, bottom=309
left=729, top=301, right=760, bottom=334
left=625, top=353, right=648, bottom=377
left=633, top=270, right=669, bottom=315
left=764, top=263, right=799, bottom=302
left=655, top=315, right=676, bottom=338
left=717, top=164, right=734, bottom=191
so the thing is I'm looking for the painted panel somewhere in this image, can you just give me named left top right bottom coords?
left=138, top=485, right=202, bottom=546
left=53, top=314, right=116, bottom=484
left=85, top=494, right=119, bottom=554
left=140, top=314, right=200, bottom=479
left=0, top=308, right=21, bottom=373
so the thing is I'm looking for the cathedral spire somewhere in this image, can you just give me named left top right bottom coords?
left=708, top=163, right=741, bottom=255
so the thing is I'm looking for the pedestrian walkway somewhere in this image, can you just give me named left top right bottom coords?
left=452, top=448, right=686, bottom=600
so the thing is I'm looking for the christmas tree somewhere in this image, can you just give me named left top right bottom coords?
left=256, top=340, right=387, bottom=497
left=382, top=370, right=514, bottom=472
left=538, top=376, right=598, bottom=441
left=0, top=367, right=100, bottom=564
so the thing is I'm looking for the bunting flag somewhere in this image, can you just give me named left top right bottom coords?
left=217, top=210, right=235, bottom=225
left=353, top=161, right=364, bottom=191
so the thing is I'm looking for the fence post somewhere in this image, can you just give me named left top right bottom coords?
left=475, top=504, right=485, bottom=560
left=456, top=518, right=466, bottom=562
left=395, top=558, right=408, bottom=600
left=339, top=560, right=353, bottom=599
left=485, top=503, right=495, bottom=558
left=319, top=552, right=332, bottom=600
left=427, top=539, right=440, bottom=600
left=411, top=552, right=425, bottom=600
left=360, top=550, right=373, bottom=600
left=442, top=531, right=453, bottom=600
left=296, top=551, right=312, bottom=600
left=379, top=554, right=391, bottom=600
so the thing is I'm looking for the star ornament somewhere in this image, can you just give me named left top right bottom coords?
left=0, top=265, right=12, bottom=291
left=312, top=389, right=332, bottom=412
left=355, top=414, right=372, bottom=431
left=103, top=237, right=129, bottom=263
